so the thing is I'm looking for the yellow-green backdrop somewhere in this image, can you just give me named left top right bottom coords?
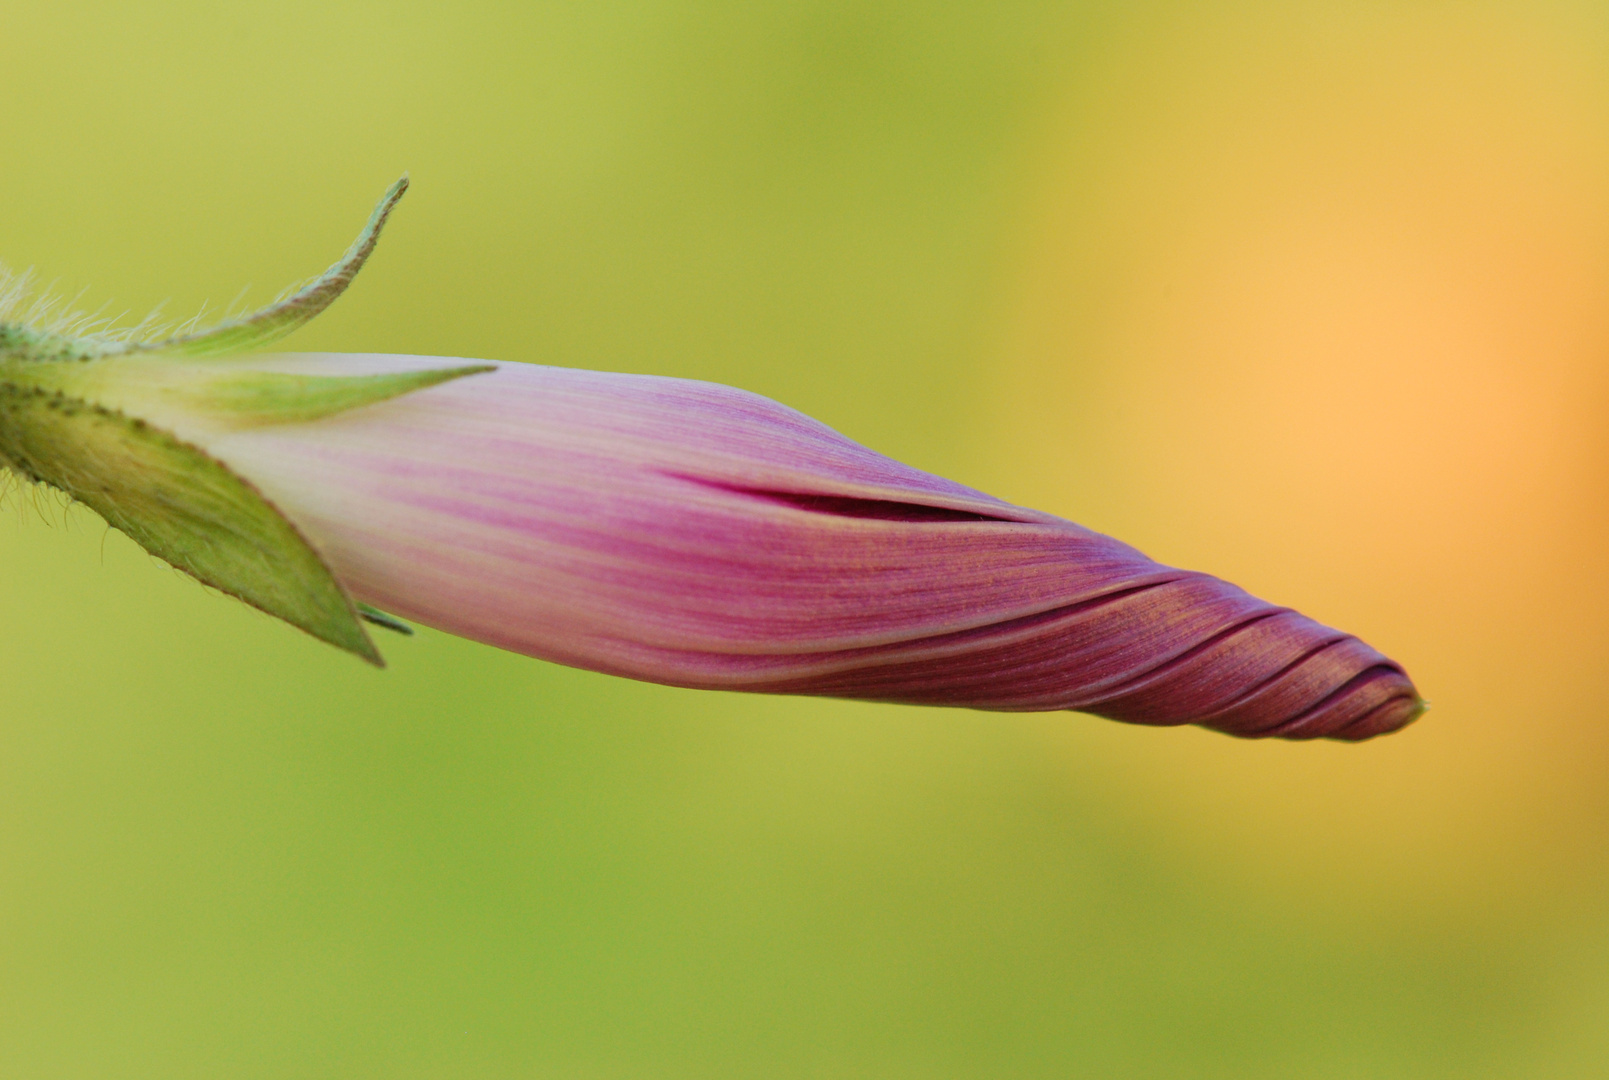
left=1, top=2, right=1605, bottom=1076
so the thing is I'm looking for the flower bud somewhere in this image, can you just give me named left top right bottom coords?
left=0, top=182, right=1421, bottom=739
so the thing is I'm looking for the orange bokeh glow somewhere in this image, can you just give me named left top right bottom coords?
left=987, top=5, right=1609, bottom=915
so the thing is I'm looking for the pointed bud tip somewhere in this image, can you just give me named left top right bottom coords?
left=1324, top=683, right=1425, bottom=742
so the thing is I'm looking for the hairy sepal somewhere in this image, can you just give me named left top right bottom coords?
left=0, top=382, right=381, bottom=663
left=0, top=178, right=495, bottom=663
left=0, top=177, right=408, bottom=365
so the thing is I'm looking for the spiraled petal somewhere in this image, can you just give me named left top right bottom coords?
left=182, top=353, right=1420, bottom=740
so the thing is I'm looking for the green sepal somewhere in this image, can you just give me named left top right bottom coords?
left=127, top=176, right=411, bottom=360
left=0, top=177, right=478, bottom=664
left=0, top=177, right=411, bottom=365
left=9, top=356, right=495, bottom=429
left=0, top=384, right=381, bottom=664
left=182, top=365, right=495, bottom=424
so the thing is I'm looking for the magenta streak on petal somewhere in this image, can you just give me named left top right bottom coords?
left=185, top=353, right=1422, bottom=741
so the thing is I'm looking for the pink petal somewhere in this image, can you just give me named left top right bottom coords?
left=192, top=353, right=1420, bottom=740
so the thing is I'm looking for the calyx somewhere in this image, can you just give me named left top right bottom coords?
left=0, top=178, right=488, bottom=663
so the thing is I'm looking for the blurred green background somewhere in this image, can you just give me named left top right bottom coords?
left=2, top=1, right=1607, bottom=1076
